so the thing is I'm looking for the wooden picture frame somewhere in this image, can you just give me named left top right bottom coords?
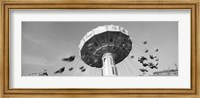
left=0, top=0, right=199, bottom=98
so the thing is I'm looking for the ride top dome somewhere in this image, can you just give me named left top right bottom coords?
left=79, top=25, right=132, bottom=68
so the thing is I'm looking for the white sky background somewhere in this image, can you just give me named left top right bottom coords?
left=22, top=22, right=178, bottom=76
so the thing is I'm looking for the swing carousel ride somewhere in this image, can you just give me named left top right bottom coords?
left=28, top=25, right=160, bottom=76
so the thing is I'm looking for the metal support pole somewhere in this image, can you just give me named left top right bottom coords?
left=101, top=53, right=118, bottom=76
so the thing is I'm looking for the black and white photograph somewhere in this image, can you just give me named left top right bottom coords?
left=2, top=0, right=198, bottom=97
left=22, top=22, right=178, bottom=77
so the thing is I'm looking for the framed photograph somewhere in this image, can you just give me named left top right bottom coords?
left=1, top=0, right=199, bottom=97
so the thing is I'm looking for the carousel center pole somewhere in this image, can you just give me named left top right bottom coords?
left=101, top=53, right=118, bottom=76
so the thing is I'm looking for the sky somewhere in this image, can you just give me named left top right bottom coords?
left=22, top=22, right=178, bottom=76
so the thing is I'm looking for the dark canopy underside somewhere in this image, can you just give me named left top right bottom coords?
left=80, top=31, right=132, bottom=68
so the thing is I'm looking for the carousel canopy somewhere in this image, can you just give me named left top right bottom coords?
left=79, top=25, right=132, bottom=68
